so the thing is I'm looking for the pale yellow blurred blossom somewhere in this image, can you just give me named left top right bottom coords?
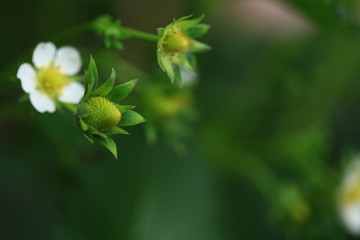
left=339, top=155, right=360, bottom=236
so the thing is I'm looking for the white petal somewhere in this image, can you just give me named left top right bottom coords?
left=59, top=82, right=84, bottom=104
left=181, top=68, right=197, bottom=87
left=54, top=46, right=82, bottom=75
left=16, top=63, right=37, bottom=93
left=340, top=204, right=360, bottom=236
left=32, top=42, right=56, bottom=69
left=29, top=90, right=56, bottom=113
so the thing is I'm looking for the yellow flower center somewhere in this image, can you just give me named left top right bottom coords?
left=162, top=27, right=190, bottom=53
left=36, top=65, right=70, bottom=98
left=342, top=175, right=360, bottom=205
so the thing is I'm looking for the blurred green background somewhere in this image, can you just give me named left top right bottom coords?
left=1, top=0, right=360, bottom=239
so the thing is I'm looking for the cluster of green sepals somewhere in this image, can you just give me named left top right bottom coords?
left=93, top=15, right=125, bottom=49
left=76, top=56, right=145, bottom=159
left=157, top=15, right=210, bottom=85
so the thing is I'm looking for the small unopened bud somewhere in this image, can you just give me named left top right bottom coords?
left=162, top=28, right=190, bottom=53
left=82, top=96, right=121, bottom=133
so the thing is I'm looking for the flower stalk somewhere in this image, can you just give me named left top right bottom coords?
left=120, top=27, right=158, bottom=42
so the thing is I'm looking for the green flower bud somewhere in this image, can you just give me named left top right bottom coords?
left=162, top=28, right=190, bottom=53
left=82, top=96, right=121, bottom=133
left=157, top=16, right=210, bottom=84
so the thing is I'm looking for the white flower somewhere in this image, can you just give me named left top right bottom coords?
left=339, top=154, right=360, bottom=236
left=16, top=42, right=84, bottom=113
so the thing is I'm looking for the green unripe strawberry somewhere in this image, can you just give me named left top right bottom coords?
left=82, top=96, right=121, bottom=133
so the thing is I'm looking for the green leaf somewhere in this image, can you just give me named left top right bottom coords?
left=175, top=15, right=193, bottom=25
left=84, top=56, right=99, bottom=99
left=188, top=39, right=211, bottom=52
left=93, top=131, right=108, bottom=139
left=115, top=104, right=136, bottom=113
left=106, top=79, right=137, bottom=103
left=160, top=55, right=175, bottom=83
left=119, top=110, right=145, bottom=126
left=157, top=27, right=165, bottom=38
left=92, top=68, right=116, bottom=96
left=177, top=15, right=204, bottom=29
left=76, top=103, right=90, bottom=118
left=173, top=64, right=183, bottom=87
left=157, top=28, right=166, bottom=72
left=177, top=15, right=193, bottom=21
left=157, top=48, right=165, bottom=72
left=78, top=118, right=89, bottom=131
left=186, top=52, right=197, bottom=69
left=87, top=125, right=97, bottom=135
left=95, top=136, right=118, bottom=159
left=87, top=125, right=108, bottom=139
left=173, top=53, right=194, bottom=73
left=83, top=133, right=94, bottom=143
left=107, top=127, right=129, bottom=135
left=185, top=24, right=210, bottom=38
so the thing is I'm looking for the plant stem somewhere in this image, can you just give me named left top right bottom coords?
left=121, top=27, right=158, bottom=42
left=63, top=103, right=77, bottom=114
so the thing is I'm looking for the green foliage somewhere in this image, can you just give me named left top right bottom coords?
left=188, top=39, right=210, bottom=52
left=106, top=79, right=137, bottom=102
left=92, top=68, right=116, bottom=96
left=116, top=105, right=135, bottom=113
left=107, top=127, right=129, bottom=135
left=118, top=110, right=146, bottom=126
left=83, top=56, right=99, bottom=100
left=185, top=23, right=210, bottom=38
left=95, top=136, right=118, bottom=159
